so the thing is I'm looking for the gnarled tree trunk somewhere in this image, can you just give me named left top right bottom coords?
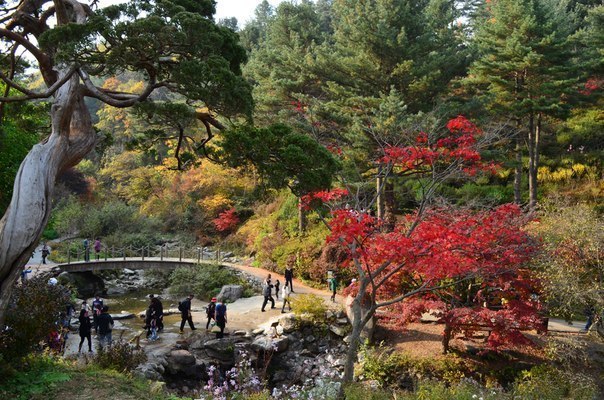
left=0, top=68, right=96, bottom=327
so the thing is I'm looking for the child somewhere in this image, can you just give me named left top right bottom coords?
left=274, top=279, right=280, bottom=299
left=149, top=317, right=158, bottom=341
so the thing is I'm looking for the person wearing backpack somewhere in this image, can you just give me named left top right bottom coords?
left=261, top=274, right=275, bottom=312
left=214, top=297, right=227, bottom=339
left=179, top=294, right=196, bottom=333
left=206, top=297, right=217, bottom=330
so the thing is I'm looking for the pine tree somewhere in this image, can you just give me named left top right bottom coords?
left=466, top=0, right=578, bottom=209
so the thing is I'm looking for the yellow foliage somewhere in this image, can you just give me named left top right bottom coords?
left=538, top=163, right=594, bottom=183
left=198, top=194, right=232, bottom=215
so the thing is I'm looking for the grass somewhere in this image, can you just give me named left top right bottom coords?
left=0, top=354, right=185, bottom=400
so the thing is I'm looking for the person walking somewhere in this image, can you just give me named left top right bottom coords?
left=261, top=275, right=275, bottom=312
left=41, top=243, right=50, bottom=264
left=206, top=297, right=217, bottom=330
left=328, top=275, right=338, bottom=302
left=584, top=303, right=596, bottom=331
left=83, top=238, right=90, bottom=262
left=214, top=298, right=227, bottom=339
left=274, top=279, right=280, bottom=300
left=285, top=265, right=294, bottom=292
left=281, top=284, right=292, bottom=313
left=94, top=238, right=102, bottom=260
left=179, top=294, right=197, bottom=333
left=92, top=294, right=103, bottom=334
left=155, top=296, right=164, bottom=331
left=96, top=306, right=114, bottom=349
left=78, top=309, right=93, bottom=353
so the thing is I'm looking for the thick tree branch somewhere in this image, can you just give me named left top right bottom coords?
left=0, top=28, right=55, bottom=84
left=0, top=65, right=77, bottom=102
left=79, top=69, right=159, bottom=107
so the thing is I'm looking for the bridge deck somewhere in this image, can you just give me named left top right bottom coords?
left=57, top=257, right=218, bottom=272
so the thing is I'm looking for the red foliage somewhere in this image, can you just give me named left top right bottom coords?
left=381, top=115, right=493, bottom=175
left=301, top=116, right=540, bottom=352
left=212, top=208, right=240, bottom=232
left=300, top=188, right=349, bottom=210
left=579, top=77, right=603, bottom=95
left=327, top=203, right=541, bottom=351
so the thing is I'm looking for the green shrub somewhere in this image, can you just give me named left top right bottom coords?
left=94, top=341, right=147, bottom=372
left=359, top=346, right=468, bottom=388
left=344, top=383, right=399, bottom=400
left=0, top=276, right=72, bottom=362
left=512, top=365, right=596, bottom=400
left=168, top=264, right=246, bottom=299
left=291, top=294, right=328, bottom=324
left=0, top=354, right=71, bottom=399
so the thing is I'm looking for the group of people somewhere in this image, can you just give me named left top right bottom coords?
left=261, top=265, right=295, bottom=313
left=77, top=295, right=114, bottom=352
left=145, top=295, right=164, bottom=341
left=179, top=294, right=228, bottom=339
left=82, top=238, right=102, bottom=262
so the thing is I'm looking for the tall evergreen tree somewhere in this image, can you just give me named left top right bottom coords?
left=466, top=0, right=578, bottom=209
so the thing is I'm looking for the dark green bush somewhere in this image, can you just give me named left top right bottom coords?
left=0, top=276, right=72, bottom=362
left=94, top=341, right=147, bottom=372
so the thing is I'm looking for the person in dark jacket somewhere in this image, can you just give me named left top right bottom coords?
left=261, top=275, right=275, bottom=312
left=285, top=266, right=294, bottom=292
left=96, top=306, right=114, bottom=349
left=206, top=297, right=217, bottom=330
left=78, top=309, right=93, bottom=353
left=179, top=294, right=196, bottom=333
left=214, top=298, right=227, bottom=339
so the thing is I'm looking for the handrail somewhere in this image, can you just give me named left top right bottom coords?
left=62, top=241, right=226, bottom=265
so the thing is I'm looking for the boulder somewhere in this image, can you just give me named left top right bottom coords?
left=217, top=285, right=244, bottom=303
left=204, top=339, right=236, bottom=362
left=278, top=315, right=298, bottom=333
left=110, top=312, right=135, bottom=320
left=344, top=295, right=375, bottom=340
left=252, top=328, right=265, bottom=335
left=57, top=271, right=105, bottom=298
left=123, top=268, right=136, bottom=275
left=165, top=349, right=204, bottom=378
left=106, top=286, right=129, bottom=296
left=329, top=325, right=347, bottom=337
left=251, top=335, right=289, bottom=353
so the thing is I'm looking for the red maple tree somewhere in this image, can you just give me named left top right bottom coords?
left=303, top=116, right=541, bottom=383
left=213, top=208, right=240, bottom=232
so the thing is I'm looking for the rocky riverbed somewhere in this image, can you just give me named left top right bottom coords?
left=55, top=258, right=353, bottom=397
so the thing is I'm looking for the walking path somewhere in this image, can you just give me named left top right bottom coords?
left=27, top=247, right=585, bottom=356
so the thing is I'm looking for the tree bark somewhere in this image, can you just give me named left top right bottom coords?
left=383, top=179, right=396, bottom=232
left=298, top=197, right=307, bottom=232
left=528, top=114, right=540, bottom=210
left=513, top=136, right=523, bottom=205
left=340, top=295, right=364, bottom=399
left=376, top=165, right=385, bottom=221
left=0, top=67, right=96, bottom=327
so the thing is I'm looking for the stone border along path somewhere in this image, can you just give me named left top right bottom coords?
left=26, top=248, right=585, bottom=358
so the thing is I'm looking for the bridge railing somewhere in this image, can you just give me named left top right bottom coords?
left=64, top=242, right=226, bottom=264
